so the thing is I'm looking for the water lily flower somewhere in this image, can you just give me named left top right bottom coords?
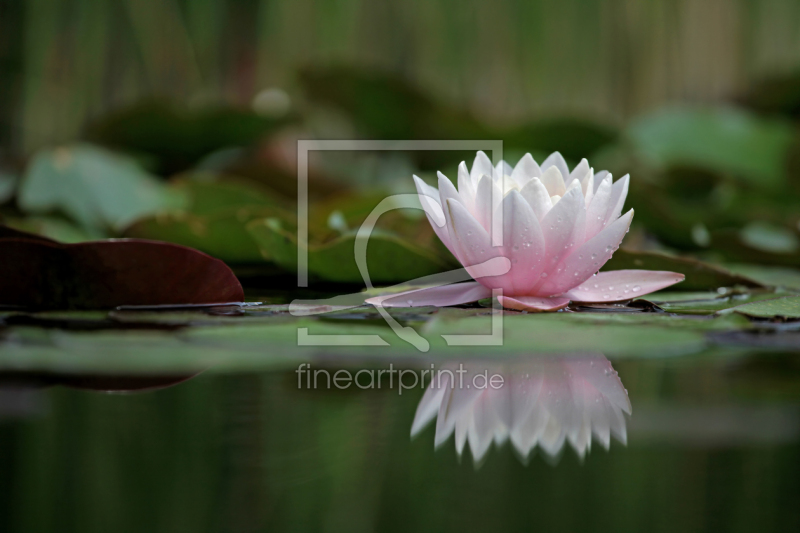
left=411, top=354, right=631, bottom=462
left=368, top=151, right=684, bottom=311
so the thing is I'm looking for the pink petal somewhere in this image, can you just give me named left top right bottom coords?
left=535, top=209, right=634, bottom=297
left=568, top=158, right=590, bottom=186
left=366, top=281, right=492, bottom=308
left=470, top=151, right=494, bottom=187
left=413, top=175, right=454, bottom=255
left=474, top=174, right=502, bottom=231
left=446, top=199, right=513, bottom=292
left=457, top=161, right=475, bottom=210
left=539, top=186, right=585, bottom=276
left=593, top=170, right=609, bottom=193
left=581, top=169, right=595, bottom=206
left=501, top=190, right=546, bottom=294
left=563, top=269, right=685, bottom=302
left=540, top=166, right=566, bottom=197
left=498, top=295, right=570, bottom=312
left=495, top=160, right=513, bottom=180
left=584, top=174, right=612, bottom=241
left=605, top=174, right=629, bottom=225
left=511, top=153, right=541, bottom=187
left=519, top=177, right=553, bottom=221
left=541, top=152, right=570, bottom=186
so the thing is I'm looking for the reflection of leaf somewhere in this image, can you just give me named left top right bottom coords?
left=246, top=217, right=455, bottom=283
left=729, top=295, right=800, bottom=319
left=86, top=101, right=289, bottom=174
left=18, top=144, right=187, bottom=232
left=603, top=249, right=763, bottom=290
left=0, top=227, right=243, bottom=309
left=628, top=107, right=795, bottom=189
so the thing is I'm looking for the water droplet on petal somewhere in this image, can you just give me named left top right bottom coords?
left=603, top=294, right=609, bottom=299
left=632, top=285, right=641, bottom=292
left=541, top=272, right=548, bottom=278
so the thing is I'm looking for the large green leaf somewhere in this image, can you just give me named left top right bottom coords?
left=18, top=144, right=187, bottom=232
left=628, top=107, right=795, bottom=189
left=246, top=217, right=455, bottom=283
left=124, top=179, right=288, bottom=263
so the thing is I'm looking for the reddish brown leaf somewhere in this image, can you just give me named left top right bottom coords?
left=0, top=227, right=244, bottom=309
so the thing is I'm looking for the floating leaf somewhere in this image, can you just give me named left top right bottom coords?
left=628, top=107, right=795, bottom=189
left=724, top=264, right=800, bottom=290
left=602, top=249, right=763, bottom=290
left=0, top=227, right=243, bottom=309
left=643, top=289, right=784, bottom=315
left=246, top=217, right=455, bottom=284
left=18, top=144, right=187, bottom=232
left=729, top=295, right=800, bottom=319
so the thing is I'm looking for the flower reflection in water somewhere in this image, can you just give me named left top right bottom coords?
left=411, top=354, right=631, bottom=463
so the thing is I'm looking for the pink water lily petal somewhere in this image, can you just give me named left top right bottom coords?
left=501, top=190, right=546, bottom=294
left=568, top=158, right=590, bottom=186
left=605, top=174, right=630, bottom=225
left=581, top=169, right=595, bottom=206
left=446, top=199, right=513, bottom=292
left=511, top=153, right=541, bottom=187
left=495, top=160, right=513, bottom=180
left=541, top=152, right=570, bottom=186
left=498, top=295, right=570, bottom=312
left=519, top=177, right=553, bottom=221
left=535, top=209, right=634, bottom=296
left=584, top=174, right=612, bottom=241
left=474, top=174, right=502, bottom=231
left=540, top=166, right=567, bottom=197
left=470, top=151, right=494, bottom=187
left=563, top=269, right=685, bottom=302
left=457, top=161, right=475, bottom=211
left=539, top=186, right=585, bottom=275
left=413, top=175, right=454, bottom=254
left=366, top=281, right=491, bottom=308
left=593, top=170, right=609, bottom=193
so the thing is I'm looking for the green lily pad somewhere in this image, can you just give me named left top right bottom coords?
left=4, top=216, right=101, bottom=243
left=246, top=217, right=454, bottom=283
left=123, top=179, right=290, bottom=263
left=628, top=107, right=795, bottom=189
left=728, top=295, right=800, bottom=319
left=18, top=144, right=187, bottom=232
left=724, top=264, right=800, bottom=290
left=602, top=249, right=763, bottom=290
left=642, top=290, right=784, bottom=314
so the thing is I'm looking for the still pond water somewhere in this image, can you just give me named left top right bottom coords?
left=0, top=351, right=798, bottom=533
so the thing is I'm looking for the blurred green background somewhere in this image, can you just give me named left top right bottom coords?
left=3, top=0, right=800, bottom=285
